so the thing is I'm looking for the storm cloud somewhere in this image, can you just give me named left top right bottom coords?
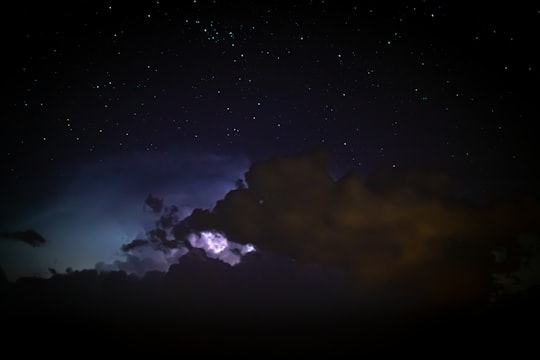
left=0, top=150, right=249, bottom=280
left=1, top=229, right=46, bottom=247
left=173, top=150, right=540, bottom=308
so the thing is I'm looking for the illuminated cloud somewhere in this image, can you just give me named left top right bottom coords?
left=186, top=230, right=255, bottom=265
left=0, top=151, right=249, bottom=280
left=188, top=231, right=228, bottom=254
left=109, top=199, right=257, bottom=273
left=97, top=245, right=188, bottom=276
left=173, top=150, right=540, bottom=308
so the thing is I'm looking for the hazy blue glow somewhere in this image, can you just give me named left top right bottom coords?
left=0, top=150, right=249, bottom=280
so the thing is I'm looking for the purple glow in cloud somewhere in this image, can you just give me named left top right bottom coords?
left=189, top=231, right=229, bottom=254
left=187, top=231, right=255, bottom=265
left=102, top=230, right=256, bottom=274
left=0, top=150, right=249, bottom=280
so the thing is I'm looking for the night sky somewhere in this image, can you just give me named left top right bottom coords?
left=1, top=0, right=540, bottom=349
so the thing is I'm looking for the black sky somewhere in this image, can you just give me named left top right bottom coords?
left=4, top=1, right=539, bottom=193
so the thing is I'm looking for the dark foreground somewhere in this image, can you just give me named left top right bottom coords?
left=2, top=270, right=539, bottom=356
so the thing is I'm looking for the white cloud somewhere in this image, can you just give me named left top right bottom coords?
left=188, top=230, right=255, bottom=266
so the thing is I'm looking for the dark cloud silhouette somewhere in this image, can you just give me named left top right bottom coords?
left=0, top=265, right=7, bottom=285
left=121, top=239, right=149, bottom=252
left=172, top=150, right=540, bottom=309
left=0, top=151, right=249, bottom=281
left=1, top=229, right=46, bottom=247
left=2, top=254, right=540, bottom=353
left=108, top=189, right=255, bottom=275
left=3, top=151, right=539, bottom=352
left=144, top=193, right=164, bottom=214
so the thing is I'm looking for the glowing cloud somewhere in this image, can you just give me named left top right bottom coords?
left=187, top=230, right=255, bottom=265
left=174, top=150, right=540, bottom=308
left=189, top=231, right=228, bottom=254
left=0, top=150, right=250, bottom=280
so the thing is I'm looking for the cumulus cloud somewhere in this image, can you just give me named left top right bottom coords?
left=103, top=191, right=256, bottom=275
left=97, top=246, right=188, bottom=276
left=172, top=150, right=540, bottom=308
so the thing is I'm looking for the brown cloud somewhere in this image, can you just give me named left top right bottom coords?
left=173, top=150, right=540, bottom=309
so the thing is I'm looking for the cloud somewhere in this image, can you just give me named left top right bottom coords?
left=172, top=150, right=540, bottom=309
left=97, top=246, right=188, bottom=276
left=108, top=194, right=256, bottom=274
left=0, top=150, right=249, bottom=280
left=1, top=229, right=46, bottom=247
left=493, top=234, right=540, bottom=295
left=121, top=239, right=149, bottom=252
